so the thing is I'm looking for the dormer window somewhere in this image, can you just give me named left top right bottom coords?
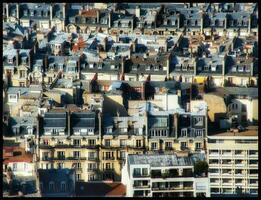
left=111, top=65, right=115, bottom=69
left=146, top=65, right=150, bottom=71
left=211, top=65, right=217, bottom=72
left=181, top=128, right=187, bottom=137
left=204, top=65, right=209, bottom=71
left=89, top=63, right=94, bottom=69
left=30, top=10, right=34, bottom=17
left=24, top=10, right=28, bottom=17
left=195, top=20, right=198, bottom=26
left=21, top=57, right=27, bottom=64
left=98, top=63, right=103, bottom=69
left=154, top=65, right=159, bottom=71
left=8, top=58, right=13, bottom=64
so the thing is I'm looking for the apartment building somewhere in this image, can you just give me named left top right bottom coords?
left=122, top=153, right=210, bottom=197
left=207, top=127, right=258, bottom=197
left=38, top=111, right=101, bottom=182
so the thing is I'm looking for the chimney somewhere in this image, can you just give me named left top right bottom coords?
left=62, top=3, right=66, bottom=19
left=135, top=6, right=140, bottom=18
left=98, top=111, right=102, bottom=146
left=96, top=10, right=100, bottom=23
left=16, top=49, right=20, bottom=67
left=67, top=111, right=71, bottom=136
left=29, top=49, right=32, bottom=71
left=50, top=4, right=52, bottom=21
left=141, top=81, right=146, bottom=100
left=108, top=11, right=112, bottom=28
left=222, top=55, right=226, bottom=76
left=121, top=57, right=125, bottom=75
left=6, top=4, right=9, bottom=19
left=44, top=55, right=48, bottom=72
left=16, top=4, right=19, bottom=19
left=77, top=58, right=81, bottom=79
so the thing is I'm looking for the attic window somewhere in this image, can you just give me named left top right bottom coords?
left=98, top=63, right=103, bottom=69
left=8, top=58, right=13, bottom=64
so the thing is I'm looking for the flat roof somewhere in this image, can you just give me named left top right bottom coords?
left=209, top=128, right=258, bottom=137
left=128, top=154, right=193, bottom=167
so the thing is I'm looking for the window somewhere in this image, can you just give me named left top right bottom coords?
left=120, top=151, right=126, bottom=159
left=57, top=151, right=65, bottom=159
left=89, top=139, right=95, bottom=146
left=13, top=163, right=17, bottom=171
left=57, top=163, right=64, bottom=169
left=181, top=128, right=187, bottom=137
left=181, top=142, right=187, bottom=149
left=76, top=174, right=81, bottom=181
left=61, top=182, right=66, bottom=192
left=194, top=117, right=203, bottom=126
left=120, top=140, right=126, bottom=147
left=195, top=142, right=202, bottom=150
left=49, top=182, right=55, bottom=192
left=106, top=163, right=111, bottom=170
left=73, top=151, right=80, bottom=158
left=105, top=139, right=111, bottom=147
left=165, top=142, right=172, bottom=149
left=88, top=174, right=96, bottom=181
left=151, top=142, right=157, bottom=150
left=195, top=129, right=203, bottom=137
left=136, top=140, right=142, bottom=147
left=73, top=139, right=80, bottom=147
left=133, top=168, right=141, bottom=176
left=88, top=152, right=96, bottom=160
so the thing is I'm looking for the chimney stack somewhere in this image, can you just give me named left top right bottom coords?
left=96, top=10, right=100, bottom=23
left=16, top=49, right=20, bottom=67
left=121, top=57, right=125, bottom=75
left=67, top=111, right=71, bottom=136
left=141, top=81, right=146, bottom=100
left=135, top=6, right=140, bottom=18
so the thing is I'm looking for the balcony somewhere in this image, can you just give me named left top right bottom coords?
left=210, top=182, right=220, bottom=186
left=133, top=173, right=150, bottom=178
left=41, top=157, right=52, bottom=161
left=39, top=144, right=53, bottom=149
left=133, top=184, right=150, bottom=188
left=66, top=157, right=87, bottom=161
left=249, top=154, right=258, bottom=158
left=76, top=168, right=83, bottom=173
left=103, top=157, right=115, bottom=160
left=87, top=168, right=98, bottom=172
left=88, top=157, right=99, bottom=161
left=222, top=182, right=233, bottom=186
left=234, top=154, right=245, bottom=158
left=221, top=153, right=233, bottom=157
left=53, top=157, right=66, bottom=160
left=235, top=182, right=244, bottom=187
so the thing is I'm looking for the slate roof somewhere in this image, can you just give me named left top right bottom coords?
left=43, top=112, right=67, bottom=128
left=71, top=112, right=95, bottom=128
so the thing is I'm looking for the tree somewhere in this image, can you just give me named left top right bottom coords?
left=194, top=160, right=208, bottom=177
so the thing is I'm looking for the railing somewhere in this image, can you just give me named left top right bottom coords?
left=87, top=168, right=98, bottom=172
left=88, top=157, right=99, bottom=161
left=133, top=184, right=150, bottom=188
left=133, top=174, right=150, bottom=178
left=102, top=157, right=115, bottom=160
left=66, top=157, right=87, bottom=160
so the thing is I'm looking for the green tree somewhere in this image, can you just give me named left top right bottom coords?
left=194, top=160, right=208, bottom=176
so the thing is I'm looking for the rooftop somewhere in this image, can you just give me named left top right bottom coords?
left=128, top=154, right=194, bottom=167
